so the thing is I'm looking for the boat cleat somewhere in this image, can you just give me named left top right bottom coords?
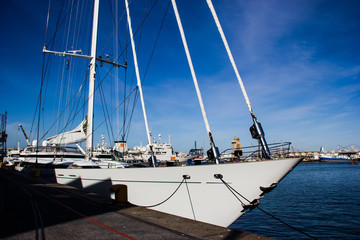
left=259, top=183, right=277, bottom=196
left=242, top=199, right=260, bottom=212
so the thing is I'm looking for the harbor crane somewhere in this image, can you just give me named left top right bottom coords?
left=18, top=124, right=31, bottom=146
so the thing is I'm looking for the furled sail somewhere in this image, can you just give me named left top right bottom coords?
left=46, top=118, right=87, bottom=145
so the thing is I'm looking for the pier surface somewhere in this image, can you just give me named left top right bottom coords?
left=0, top=168, right=272, bottom=240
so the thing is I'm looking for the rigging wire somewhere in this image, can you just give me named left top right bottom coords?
left=44, top=0, right=52, bottom=44
left=102, top=0, right=127, bottom=63
left=39, top=0, right=94, bottom=141
left=107, top=0, right=159, bottom=70
left=96, top=66, right=116, bottom=144
left=98, top=80, right=113, bottom=145
left=31, top=0, right=73, bottom=140
left=45, top=62, right=138, bottom=143
left=31, top=0, right=66, bottom=141
left=65, top=1, right=90, bottom=131
left=110, top=0, right=123, bottom=142
left=117, top=0, right=147, bottom=141
left=61, top=72, right=87, bottom=137
left=123, top=0, right=149, bottom=141
left=85, top=0, right=161, bottom=142
left=46, top=0, right=87, bottom=134
left=40, top=1, right=53, bottom=133
left=40, top=72, right=89, bottom=141
left=93, top=87, right=138, bottom=136
left=122, top=54, right=128, bottom=141
left=62, top=0, right=85, bottom=132
left=38, top=0, right=162, bottom=142
left=120, top=0, right=171, bottom=142
left=66, top=74, right=88, bottom=129
left=60, top=0, right=90, bottom=132
left=61, top=0, right=75, bottom=130
left=36, top=51, right=48, bottom=161
left=142, top=0, right=171, bottom=82
left=46, top=0, right=79, bottom=48
left=123, top=2, right=130, bottom=142
left=50, top=0, right=158, bottom=143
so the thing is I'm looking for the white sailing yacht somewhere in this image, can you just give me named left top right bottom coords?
left=129, top=133, right=189, bottom=164
left=15, top=121, right=99, bottom=168
left=42, top=0, right=302, bottom=228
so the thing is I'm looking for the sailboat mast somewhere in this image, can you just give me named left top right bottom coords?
left=206, top=0, right=271, bottom=159
left=171, top=0, right=220, bottom=164
left=85, top=0, right=100, bottom=159
left=125, top=0, right=155, bottom=166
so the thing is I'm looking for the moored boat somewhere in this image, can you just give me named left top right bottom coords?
left=55, top=157, right=301, bottom=227
left=319, top=146, right=360, bottom=162
left=32, top=0, right=303, bottom=228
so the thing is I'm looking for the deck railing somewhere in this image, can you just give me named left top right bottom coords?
left=221, top=142, right=292, bottom=161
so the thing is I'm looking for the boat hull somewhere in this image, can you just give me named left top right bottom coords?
left=54, top=158, right=302, bottom=227
left=319, top=157, right=352, bottom=161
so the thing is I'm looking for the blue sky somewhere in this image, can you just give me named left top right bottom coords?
left=1, top=0, right=359, bottom=153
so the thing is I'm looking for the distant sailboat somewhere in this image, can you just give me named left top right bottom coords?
left=14, top=121, right=99, bottom=168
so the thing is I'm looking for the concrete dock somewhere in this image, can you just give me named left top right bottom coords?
left=0, top=168, right=272, bottom=240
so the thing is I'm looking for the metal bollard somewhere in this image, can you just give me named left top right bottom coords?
left=33, top=168, right=40, bottom=177
left=109, top=184, right=128, bottom=205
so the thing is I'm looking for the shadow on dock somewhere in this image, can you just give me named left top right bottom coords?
left=0, top=167, right=272, bottom=239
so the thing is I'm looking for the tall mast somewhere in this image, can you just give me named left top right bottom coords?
left=171, top=0, right=220, bottom=164
left=206, top=0, right=271, bottom=159
left=43, top=0, right=126, bottom=159
left=125, top=0, right=156, bottom=166
left=85, top=0, right=100, bottom=159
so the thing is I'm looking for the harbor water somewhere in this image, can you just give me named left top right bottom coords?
left=230, top=162, right=360, bottom=239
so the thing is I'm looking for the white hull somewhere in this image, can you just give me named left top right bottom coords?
left=55, top=157, right=302, bottom=227
left=17, top=153, right=87, bottom=167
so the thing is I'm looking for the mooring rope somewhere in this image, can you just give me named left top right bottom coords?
left=218, top=177, right=246, bottom=206
left=184, top=178, right=196, bottom=220
left=130, top=178, right=185, bottom=208
left=217, top=175, right=318, bottom=240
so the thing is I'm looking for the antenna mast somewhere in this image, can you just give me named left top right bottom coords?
left=85, top=0, right=100, bottom=159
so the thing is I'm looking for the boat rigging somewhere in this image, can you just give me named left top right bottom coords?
left=14, top=0, right=304, bottom=228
